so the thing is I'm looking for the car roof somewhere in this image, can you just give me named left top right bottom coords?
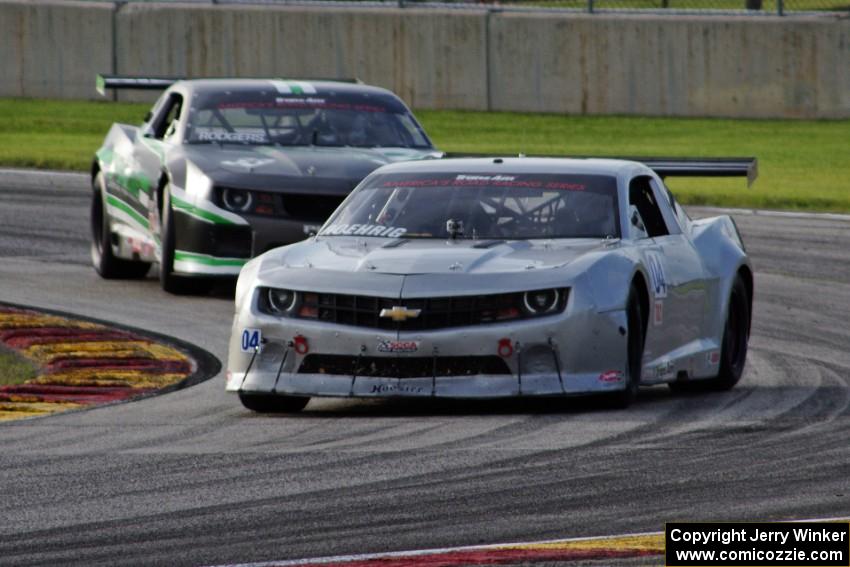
left=376, top=156, right=651, bottom=177
left=178, top=78, right=398, bottom=99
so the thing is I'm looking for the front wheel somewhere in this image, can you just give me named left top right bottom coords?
left=239, top=393, right=310, bottom=413
left=158, top=187, right=211, bottom=295
left=608, top=287, right=645, bottom=409
left=90, top=171, right=151, bottom=279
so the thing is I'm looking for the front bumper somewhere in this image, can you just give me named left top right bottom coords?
left=172, top=210, right=320, bottom=276
left=226, top=307, right=630, bottom=399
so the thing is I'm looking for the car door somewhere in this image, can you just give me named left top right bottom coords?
left=628, top=175, right=707, bottom=380
left=133, top=90, right=184, bottom=236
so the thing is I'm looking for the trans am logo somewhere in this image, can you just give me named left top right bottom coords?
left=377, top=340, right=420, bottom=353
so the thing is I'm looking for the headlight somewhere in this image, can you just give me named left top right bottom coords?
left=523, top=289, right=560, bottom=314
left=185, top=161, right=213, bottom=200
left=222, top=188, right=253, bottom=212
left=259, top=287, right=296, bottom=314
left=266, top=288, right=296, bottom=313
left=258, top=287, right=318, bottom=318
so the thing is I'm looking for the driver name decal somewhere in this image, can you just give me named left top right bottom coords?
left=322, top=224, right=407, bottom=238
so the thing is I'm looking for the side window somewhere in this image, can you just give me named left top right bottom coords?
left=629, top=176, right=669, bottom=238
left=666, top=186, right=691, bottom=226
left=151, top=93, right=184, bottom=140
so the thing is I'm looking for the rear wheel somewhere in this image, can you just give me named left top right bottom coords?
left=239, top=393, right=310, bottom=413
left=90, top=171, right=151, bottom=279
left=608, top=287, right=645, bottom=409
left=670, top=274, right=750, bottom=392
left=159, top=187, right=211, bottom=295
left=706, top=275, right=750, bottom=390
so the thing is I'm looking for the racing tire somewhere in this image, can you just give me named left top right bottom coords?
left=159, top=188, right=212, bottom=295
left=238, top=393, right=310, bottom=413
left=608, top=287, right=645, bottom=409
left=670, top=275, right=750, bottom=392
left=90, top=172, right=151, bottom=279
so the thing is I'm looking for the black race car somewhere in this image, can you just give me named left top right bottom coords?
left=91, top=76, right=438, bottom=293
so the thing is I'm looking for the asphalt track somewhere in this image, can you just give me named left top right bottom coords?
left=1, top=169, right=849, bottom=567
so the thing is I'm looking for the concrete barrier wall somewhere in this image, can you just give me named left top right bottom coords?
left=0, top=0, right=113, bottom=99
left=1, top=0, right=848, bottom=118
left=488, top=12, right=850, bottom=119
left=114, top=3, right=489, bottom=108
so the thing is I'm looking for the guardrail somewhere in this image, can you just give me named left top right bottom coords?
left=61, top=0, right=850, bottom=16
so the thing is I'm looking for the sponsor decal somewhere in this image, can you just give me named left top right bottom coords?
left=196, top=131, right=268, bottom=143
left=217, top=98, right=388, bottom=113
left=708, top=350, right=721, bottom=365
left=277, top=96, right=325, bottom=105
left=323, top=223, right=407, bottom=238
left=456, top=174, right=517, bottom=182
left=646, top=252, right=668, bottom=299
left=221, top=157, right=275, bottom=169
left=653, top=299, right=664, bottom=326
left=655, top=360, right=675, bottom=379
left=240, top=328, right=262, bottom=353
left=370, top=383, right=426, bottom=394
left=599, top=370, right=624, bottom=383
left=383, top=177, right=585, bottom=191
left=377, top=339, right=420, bottom=353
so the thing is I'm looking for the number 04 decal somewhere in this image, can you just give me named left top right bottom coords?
left=241, top=328, right=262, bottom=352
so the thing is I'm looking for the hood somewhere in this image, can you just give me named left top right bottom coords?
left=183, top=144, right=439, bottom=195
left=267, top=237, right=612, bottom=276
left=252, top=237, right=620, bottom=297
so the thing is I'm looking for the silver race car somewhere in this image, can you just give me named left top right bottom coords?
left=226, top=157, right=756, bottom=412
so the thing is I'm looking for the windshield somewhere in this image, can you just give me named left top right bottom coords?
left=185, top=87, right=431, bottom=148
left=320, top=172, right=620, bottom=240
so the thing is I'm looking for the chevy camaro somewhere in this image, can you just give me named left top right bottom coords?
left=90, top=76, right=438, bottom=293
left=226, top=156, right=756, bottom=412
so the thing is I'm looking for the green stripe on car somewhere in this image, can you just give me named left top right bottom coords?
left=173, top=251, right=248, bottom=267
left=106, top=194, right=149, bottom=230
left=171, top=195, right=237, bottom=225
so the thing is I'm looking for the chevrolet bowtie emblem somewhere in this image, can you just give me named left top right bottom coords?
left=379, top=306, right=422, bottom=322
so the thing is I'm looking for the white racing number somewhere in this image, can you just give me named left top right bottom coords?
left=241, top=328, right=263, bottom=353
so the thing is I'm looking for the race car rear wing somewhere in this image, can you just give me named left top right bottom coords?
left=637, top=157, right=758, bottom=187
left=442, top=153, right=758, bottom=187
left=96, top=74, right=177, bottom=95
left=96, top=74, right=363, bottom=96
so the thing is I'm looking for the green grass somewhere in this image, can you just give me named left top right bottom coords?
left=1, top=97, right=848, bottom=211
left=0, top=98, right=150, bottom=171
left=0, top=347, right=38, bottom=387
